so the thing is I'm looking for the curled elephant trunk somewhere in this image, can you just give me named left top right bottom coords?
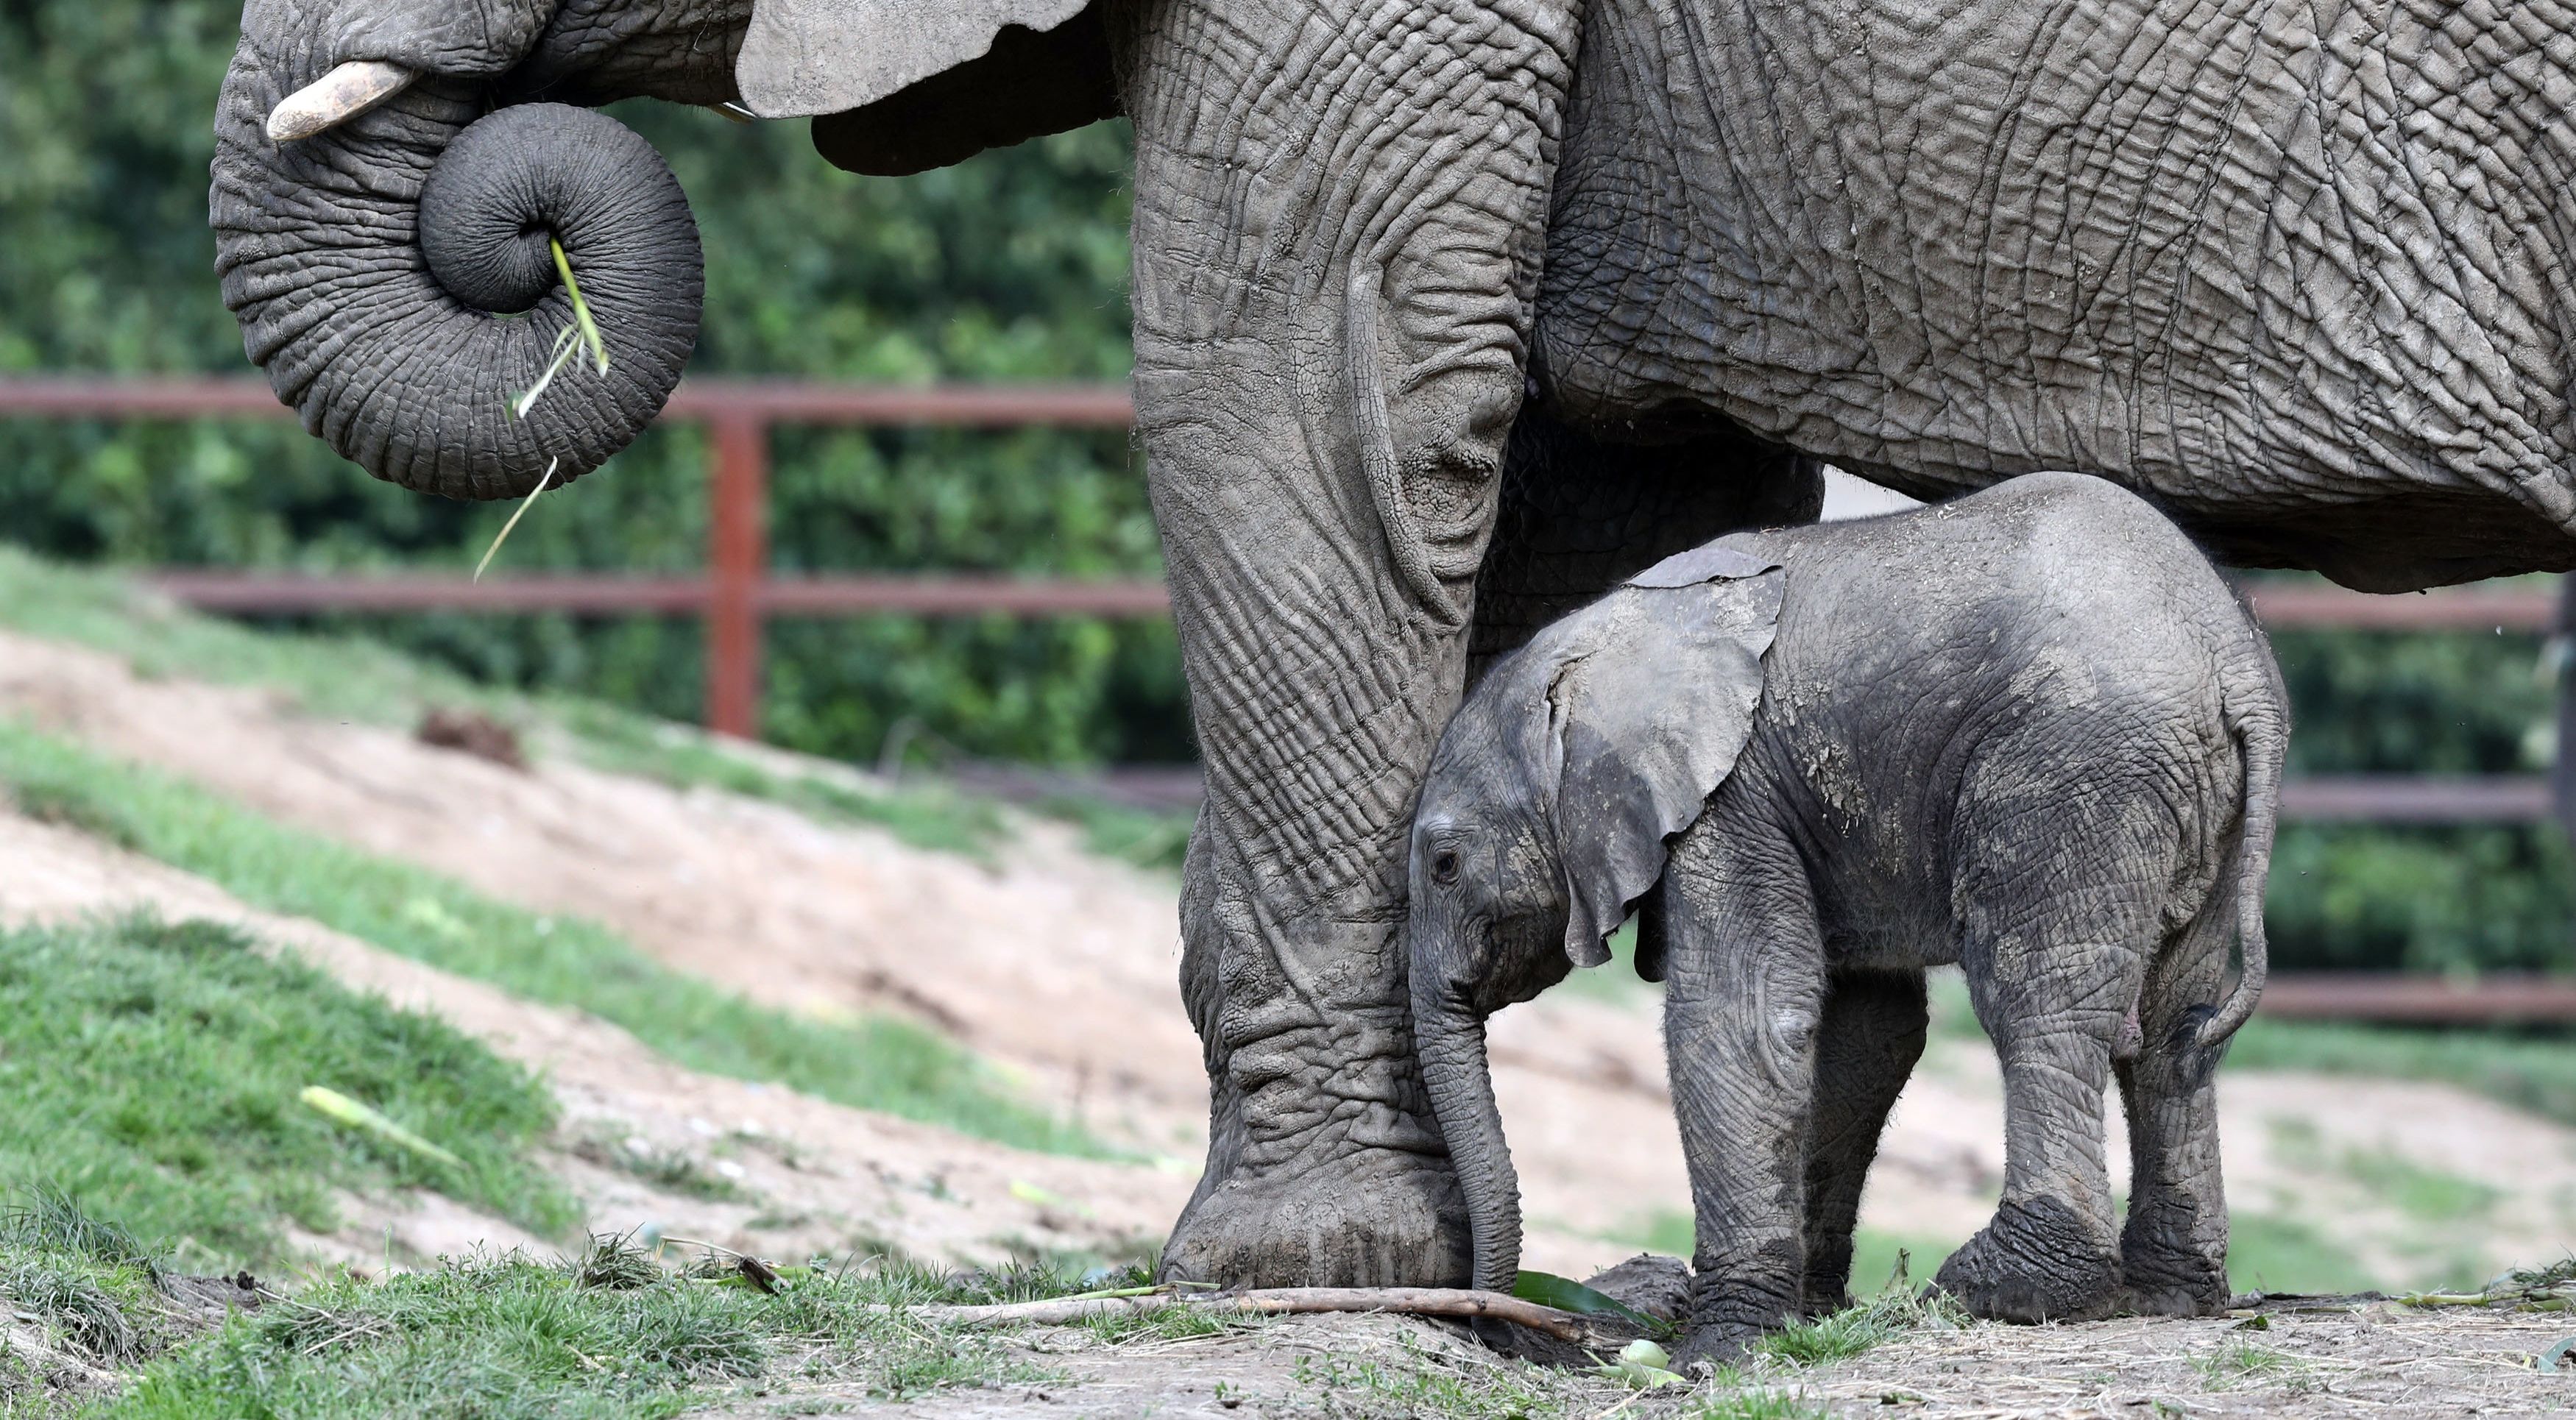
left=1414, top=996, right=1521, bottom=1293
left=213, top=50, right=701, bottom=501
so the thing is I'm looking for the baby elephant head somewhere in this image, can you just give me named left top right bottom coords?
left=1407, top=553, right=1784, bottom=1292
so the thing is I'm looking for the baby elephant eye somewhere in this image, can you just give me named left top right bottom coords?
left=1430, top=849, right=1461, bottom=885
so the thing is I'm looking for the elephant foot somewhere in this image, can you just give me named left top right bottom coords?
left=1932, top=1197, right=2120, bottom=1324
left=1670, top=1321, right=1766, bottom=1376
left=2117, top=1220, right=2228, bottom=1317
left=1677, top=1260, right=1800, bottom=1372
left=1799, top=1237, right=1855, bottom=1317
left=1157, top=1144, right=1465, bottom=1289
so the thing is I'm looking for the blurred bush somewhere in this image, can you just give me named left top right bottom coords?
left=2262, top=614, right=2571, bottom=975
left=0, top=0, right=1186, bottom=765
left=2, top=5, right=2571, bottom=971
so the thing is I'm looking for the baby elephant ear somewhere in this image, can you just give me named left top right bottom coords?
left=1551, top=554, right=1785, bottom=966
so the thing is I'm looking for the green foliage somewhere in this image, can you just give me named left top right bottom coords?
left=2265, top=823, right=2575, bottom=975
left=2256, top=612, right=2573, bottom=974
left=1510, top=1270, right=1663, bottom=1335
left=102, top=1252, right=1060, bottom=1418
left=0, top=0, right=1183, bottom=769
left=0, top=918, right=570, bottom=1270
left=2269, top=620, right=2557, bottom=778
left=1753, top=1288, right=1965, bottom=1369
left=0, top=1193, right=193, bottom=1402
left=0, top=720, right=1107, bottom=1160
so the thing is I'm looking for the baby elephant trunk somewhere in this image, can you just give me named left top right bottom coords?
left=1412, top=988, right=1521, bottom=1293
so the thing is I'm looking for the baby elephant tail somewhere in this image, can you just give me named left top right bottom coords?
left=2197, top=658, right=2288, bottom=1053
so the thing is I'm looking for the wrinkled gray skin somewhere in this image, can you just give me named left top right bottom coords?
left=210, top=0, right=736, bottom=497
left=213, top=0, right=2555, bottom=1292
left=1409, top=475, right=2286, bottom=1363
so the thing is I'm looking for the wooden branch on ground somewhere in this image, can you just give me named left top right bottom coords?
left=897, top=1287, right=1603, bottom=1343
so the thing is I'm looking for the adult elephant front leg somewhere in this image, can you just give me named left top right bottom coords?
left=1118, top=0, right=1579, bottom=1286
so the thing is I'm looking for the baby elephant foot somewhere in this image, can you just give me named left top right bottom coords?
left=1933, top=1198, right=2121, bottom=1324
left=2117, top=1224, right=2228, bottom=1317
left=1679, top=1268, right=1797, bottom=1371
left=1798, top=1240, right=1855, bottom=1318
left=1669, top=1321, right=1766, bottom=1376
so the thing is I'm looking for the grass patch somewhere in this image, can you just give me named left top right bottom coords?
left=2191, top=1338, right=2318, bottom=1392
left=2226, top=1212, right=2385, bottom=1296
left=1689, top=1391, right=1830, bottom=1420
left=1288, top=1335, right=1570, bottom=1419
left=0, top=917, right=570, bottom=1269
left=2338, top=1146, right=2501, bottom=1225
left=0, top=720, right=1106, bottom=1160
left=1755, top=1288, right=1961, bottom=1368
left=0, top=1193, right=207, bottom=1407
left=0, top=548, right=492, bottom=731
left=21, top=1221, right=1190, bottom=1415
left=0, top=548, right=1025, bottom=860
left=1029, top=793, right=1193, bottom=872
left=100, top=1249, right=1062, bottom=1419
left=2227, top=1015, right=2576, bottom=1128
left=553, top=701, right=1007, bottom=859
left=1752, top=1273, right=1967, bottom=1371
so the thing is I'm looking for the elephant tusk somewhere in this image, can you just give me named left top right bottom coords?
left=268, top=60, right=418, bottom=143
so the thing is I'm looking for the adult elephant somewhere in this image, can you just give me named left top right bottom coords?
left=213, top=0, right=2576, bottom=1288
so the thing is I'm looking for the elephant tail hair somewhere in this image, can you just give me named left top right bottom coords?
left=2198, top=646, right=2287, bottom=1054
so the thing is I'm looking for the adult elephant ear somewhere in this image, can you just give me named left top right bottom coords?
left=740, top=0, right=1119, bottom=175
left=1539, top=542, right=1786, bottom=967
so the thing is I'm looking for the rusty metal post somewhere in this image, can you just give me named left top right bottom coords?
left=705, top=413, right=770, bottom=739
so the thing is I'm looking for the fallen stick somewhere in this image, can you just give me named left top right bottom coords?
left=896, top=1287, right=1602, bottom=1343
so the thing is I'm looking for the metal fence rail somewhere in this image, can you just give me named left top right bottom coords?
left=1, top=375, right=1139, bottom=737
left=9, top=375, right=2576, bottom=1024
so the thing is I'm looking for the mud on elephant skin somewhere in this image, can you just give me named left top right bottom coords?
left=1406, top=473, right=2287, bottom=1362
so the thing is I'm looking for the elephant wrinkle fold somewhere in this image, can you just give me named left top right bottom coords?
left=1539, top=0, right=2576, bottom=588
left=1408, top=474, right=2282, bottom=1353
left=216, top=2, right=709, bottom=500
left=1125, top=0, right=1579, bottom=1287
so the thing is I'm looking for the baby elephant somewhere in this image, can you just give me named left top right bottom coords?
left=1407, top=472, right=2283, bottom=1360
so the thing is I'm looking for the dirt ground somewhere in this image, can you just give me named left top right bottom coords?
left=0, top=806, right=1189, bottom=1272
left=7, top=625, right=2576, bottom=1415
left=4, top=628, right=2571, bottom=1288
left=695, top=1299, right=2576, bottom=1419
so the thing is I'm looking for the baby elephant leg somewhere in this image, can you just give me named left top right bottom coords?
left=1800, top=970, right=1929, bottom=1313
left=1934, top=873, right=2155, bottom=1322
left=2116, top=918, right=2234, bottom=1315
left=1658, top=828, right=1828, bottom=1367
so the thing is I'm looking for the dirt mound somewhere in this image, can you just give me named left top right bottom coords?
left=0, top=809, right=1189, bottom=1271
